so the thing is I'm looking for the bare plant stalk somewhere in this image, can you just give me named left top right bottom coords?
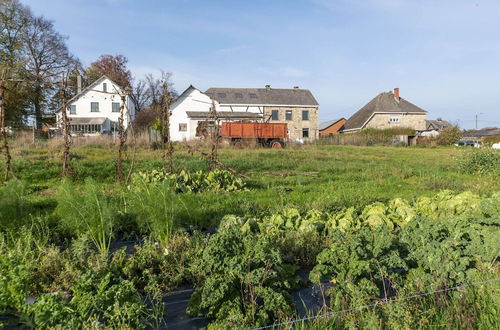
left=60, top=75, right=73, bottom=177
left=161, top=82, right=173, bottom=172
left=208, top=96, right=219, bottom=171
left=115, top=92, right=128, bottom=182
left=0, top=69, right=17, bottom=182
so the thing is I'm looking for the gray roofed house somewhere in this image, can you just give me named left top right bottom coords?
left=343, top=88, right=428, bottom=132
left=205, top=87, right=319, bottom=106
left=462, top=127, right=500, bottom=138
left=425, top=119, right=452, bottom=131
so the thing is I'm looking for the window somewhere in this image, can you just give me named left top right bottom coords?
left=179, top=123, right=187, bottom=132
left=302, top=110, right=309, bottom=121
left=302, top=128, right=309, bottom=138
left=234, top=93, right=243, bottom=98
left=103, top=83, right=107, bottom=93
left=285, top=110, right=293, bottom=121
left=112, top=102, right=120, bottom=112
left=249, top=93, right=257, bottom=99
left=217, top=93, right=226, bottom=98
left=91, top=102, right=99, bottom=112
left=69, top=105, right=76, bottom=114
left=271, top=110, right=279, bottom=120
left=389, top=117, right=401, bottom=123
left=111, top=121, right=118, bottom=132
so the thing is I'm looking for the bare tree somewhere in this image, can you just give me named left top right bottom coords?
left=23, top=14, right=78, bottom=129
left=130, top=78, right=148, bottom=113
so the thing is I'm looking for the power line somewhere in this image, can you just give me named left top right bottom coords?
left=253, top=277, right=500, bottom=330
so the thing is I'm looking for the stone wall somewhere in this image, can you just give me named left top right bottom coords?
left=365, top=113, right=426, bottom=130
left=263, top=106, right=319, bottom=141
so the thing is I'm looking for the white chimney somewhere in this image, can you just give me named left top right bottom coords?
left=77, top=74, right=82, bottom=94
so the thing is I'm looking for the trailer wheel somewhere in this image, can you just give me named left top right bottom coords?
left=270, top=139, right=284, bottom=148
left=231, top=139, right=243, bottom=148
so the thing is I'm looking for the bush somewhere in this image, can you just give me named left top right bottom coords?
left=131, top=169, right=246, bottom=193
left=457, top=148, right=500, bottom=176
left=188, top=221, right=298, bottom=327
left=436, top=126, right=462, bottom=145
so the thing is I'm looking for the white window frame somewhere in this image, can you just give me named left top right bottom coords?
left=389, top=116, right=401, bottom=123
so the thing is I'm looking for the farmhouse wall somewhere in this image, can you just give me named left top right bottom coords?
left=263, top=106, right=319, bottom=141
left=365, top=113, right=426, bottom=131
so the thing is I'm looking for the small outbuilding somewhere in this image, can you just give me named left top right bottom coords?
left=319, top=118, right=346, bottom=137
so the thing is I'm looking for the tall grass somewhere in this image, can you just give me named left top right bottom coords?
left=125, top=181, right=178, bottom=243
left=0, top=180, right=31, bottom=231
left=54, top=179, right=114, bottom=254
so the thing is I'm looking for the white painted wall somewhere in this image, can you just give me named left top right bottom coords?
left=170, top=87, right=216, bottom=141
left=56, top=76, right=135, bottom=131
left=170, top=86, right=269, bottom=141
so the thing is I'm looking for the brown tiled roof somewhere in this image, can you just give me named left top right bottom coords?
left=205, top=87, right=319, bottom=106
left=344, top=91, right=427, bottom=130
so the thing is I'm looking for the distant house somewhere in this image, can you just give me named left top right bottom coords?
left=56, top=75, right=135, bottom=135
left=170, top=85, right=319, bottom=141
left=421, top=118, right=452, bottom=137
left=343, top=88, right=427, bottom=133
left=462, top=127, right=500, bottom=140
left=319, top=118, right=346, bottom=137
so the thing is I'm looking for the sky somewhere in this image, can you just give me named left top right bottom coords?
left=22, top=0, right=500, bottom=129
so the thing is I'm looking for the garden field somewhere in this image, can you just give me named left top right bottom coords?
left=1, top=143, right=499, bottom=328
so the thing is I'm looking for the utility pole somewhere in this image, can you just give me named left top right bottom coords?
left=115, top=90, right=129, bottom=182
left=475, top=113, right=484, bottom=129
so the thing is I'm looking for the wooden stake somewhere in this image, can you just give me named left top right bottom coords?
left=60, top=75, right=73, bottom=177
left=0, top=69, right=17, bottom=182
left=208, top=95, right=219, bottom=171
left=161, top=82, right=173, bottom=172
left=115, top=92, right=128, bottom=182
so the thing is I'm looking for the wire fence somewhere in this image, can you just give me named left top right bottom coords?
left=253, top=277, right=500, bottom=330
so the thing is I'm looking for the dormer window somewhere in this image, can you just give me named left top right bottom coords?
left=217, top=93, right=226, bottom=98
left=103, top=83, right=107, bottom=93
left=249, top=93, right=257, bottom=99
left=234, top=93, right=243, bottom=98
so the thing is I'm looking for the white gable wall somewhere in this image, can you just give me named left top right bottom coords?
left=57, top=77, right=135, bottom=131
left=170, top=87, right=216, bottom=141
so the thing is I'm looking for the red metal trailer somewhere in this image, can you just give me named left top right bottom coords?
left=221, top=122, right=287, bottom=148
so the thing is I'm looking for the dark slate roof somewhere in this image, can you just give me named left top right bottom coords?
left=343, top=91, right=428, bottom=130
left=205, top=87, right=319, bottom=106
left=462, top=127, right=500, bottom=138
left=426, top=119, right=452, bottom=130
left=186, top=111, right=262, bottom=119
left=319, top=118, right=346, bottom=131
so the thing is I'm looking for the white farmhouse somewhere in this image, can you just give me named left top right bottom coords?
left=56, top=75, right=135, bottom=135
left=170, top=85, right=262, bottom=141
left=170, top=85, right=319, bottom=141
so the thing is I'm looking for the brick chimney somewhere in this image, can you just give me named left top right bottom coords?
left=394, top=88, right=400, bottom=100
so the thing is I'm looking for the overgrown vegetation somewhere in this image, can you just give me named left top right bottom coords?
left=0, top=144, right=499, bottom=328
left=457, top=148, right=500, bottom=177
